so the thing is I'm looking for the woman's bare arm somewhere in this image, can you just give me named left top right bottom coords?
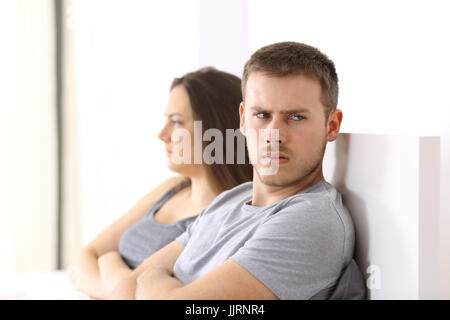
left=71, top=176, right=186, bottom=298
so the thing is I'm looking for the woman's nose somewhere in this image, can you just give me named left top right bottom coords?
left=158, top=124, right=171, bottom=143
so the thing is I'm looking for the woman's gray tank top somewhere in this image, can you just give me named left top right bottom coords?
left=118, top=180, right=196, bottom=269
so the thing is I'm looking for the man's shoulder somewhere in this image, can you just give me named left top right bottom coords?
left=272, top=181, right=353, bottom=230
left=285, top=181, right=345, bottom=211
left=275, top=181, right=355, bottom=256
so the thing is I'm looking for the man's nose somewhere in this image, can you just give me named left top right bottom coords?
left=264, top=117, right=286, bottom=145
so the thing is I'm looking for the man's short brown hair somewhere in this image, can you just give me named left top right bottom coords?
left=242, top=41, right=339, bottom=119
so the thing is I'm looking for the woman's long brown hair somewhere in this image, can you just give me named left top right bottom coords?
left=171, top=67, right=253, bottom=193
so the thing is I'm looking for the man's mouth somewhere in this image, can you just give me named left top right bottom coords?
left=262, top=152, right=289, bottom=160
left=261, top=153, right=290, bottom=164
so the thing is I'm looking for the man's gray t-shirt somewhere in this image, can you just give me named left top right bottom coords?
left=174, top=180, right=355, bottom=300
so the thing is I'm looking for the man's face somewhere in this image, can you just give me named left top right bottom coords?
left=239, top=72, right=341, bottom=187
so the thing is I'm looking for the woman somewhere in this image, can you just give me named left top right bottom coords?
left=70, top=67, right=252, bottom=299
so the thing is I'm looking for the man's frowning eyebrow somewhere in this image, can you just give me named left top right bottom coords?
left=248, top=106, right=311, bottom=114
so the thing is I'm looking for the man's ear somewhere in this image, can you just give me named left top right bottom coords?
left=239, top=102, right=246, bottom=136
left=327, top=109, right=343, bottom=142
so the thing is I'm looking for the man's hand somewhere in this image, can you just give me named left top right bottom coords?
left=106, top=275, right=137, bottom=300
left=135, top=265, right=183, bottom=300
left=102, top=241, right=185, bottom=300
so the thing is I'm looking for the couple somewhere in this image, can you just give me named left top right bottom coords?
left=70, top=41, right=364, bottom=300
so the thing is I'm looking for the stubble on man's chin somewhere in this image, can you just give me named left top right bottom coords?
left=254, top=141, right=327, bottom=188
left=255, top=159, right=322, bottom=188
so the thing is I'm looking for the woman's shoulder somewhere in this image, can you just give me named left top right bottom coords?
left=158, top=175, right=188, bottom=189
left=145, top=176, right=188, bottom=202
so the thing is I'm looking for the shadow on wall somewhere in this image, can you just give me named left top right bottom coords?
left=330, top=135, right=371, bottom=298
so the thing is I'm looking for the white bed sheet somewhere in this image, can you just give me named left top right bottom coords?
left=0, top=270, right=91, bottom=300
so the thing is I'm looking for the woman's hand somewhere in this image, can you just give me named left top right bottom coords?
left=67, top=265, right=104, bottom=299
left=68, top=265, right=82, bottom=289
left=98, top=251, right=133, bottom=294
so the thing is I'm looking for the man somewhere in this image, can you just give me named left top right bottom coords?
left=110, top=41, right=355, bottom=300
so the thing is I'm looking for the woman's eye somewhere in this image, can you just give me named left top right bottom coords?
left=171, top=120, right=182, bottom=126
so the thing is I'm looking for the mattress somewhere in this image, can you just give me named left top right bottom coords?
left=0, top=270, right=91, bottom=300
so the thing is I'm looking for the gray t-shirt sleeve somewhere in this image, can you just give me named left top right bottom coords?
left=231, top=203, right=345, bottom=300
left=175, top=207, right=206, bottom=246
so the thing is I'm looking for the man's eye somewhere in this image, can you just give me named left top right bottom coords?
left=256, top=112, right=269, bottom=119
left=289, top=114, right=305, bottom=121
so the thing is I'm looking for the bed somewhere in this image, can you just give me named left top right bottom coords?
left=0, top=270, right=90, bottom=300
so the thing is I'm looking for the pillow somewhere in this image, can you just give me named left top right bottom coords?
left=328, top=259, right=366, bottom=300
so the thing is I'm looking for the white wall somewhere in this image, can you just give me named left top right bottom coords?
left=63, top=0, right=200, bottom=265
left=0, top=0, right=57, bottom=274
left=196, top=0, right=250, bottom=76
left=247, top=0, right=450, bottom=298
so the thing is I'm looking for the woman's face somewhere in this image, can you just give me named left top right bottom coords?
left=158, top=85, right=201, bottom=175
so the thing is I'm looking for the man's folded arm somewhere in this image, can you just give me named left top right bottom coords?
left=135, top=258, right=278, bottom=300
left=107, top=240, right=185, bottom=299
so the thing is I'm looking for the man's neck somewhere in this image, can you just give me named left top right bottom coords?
left=250, top=167, right=325, bottom=207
